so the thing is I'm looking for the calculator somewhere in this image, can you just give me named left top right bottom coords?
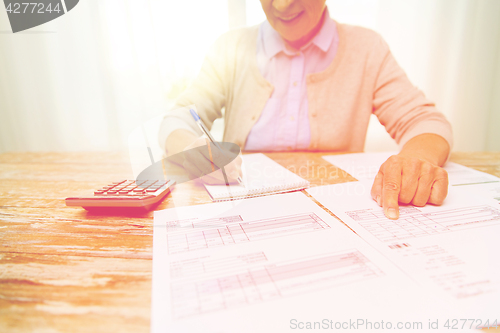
left=65, top=179, right=175, bottom=211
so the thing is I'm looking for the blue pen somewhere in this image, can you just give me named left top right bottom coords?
left=189, top=108, right=243, bottom=184
left=189, top=109, right=223, bottom=151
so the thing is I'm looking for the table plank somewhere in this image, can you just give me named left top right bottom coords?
left=1, top=254, right=151, bottom=333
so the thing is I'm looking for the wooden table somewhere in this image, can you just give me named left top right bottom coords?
left=1, top=152, right=499, bottom=332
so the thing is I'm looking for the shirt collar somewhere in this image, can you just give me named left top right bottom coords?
left=261, top=7, right=336, bottom=59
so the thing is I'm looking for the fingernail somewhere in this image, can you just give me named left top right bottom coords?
left=376, top=195, right=381, bottom=206
left=387, top=208, right=398, bottom=219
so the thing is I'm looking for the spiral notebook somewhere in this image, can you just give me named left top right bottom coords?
left=204, top=153, right=310, bottom=202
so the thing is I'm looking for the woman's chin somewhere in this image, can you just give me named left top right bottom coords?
left=276, top=29, right=305, bottom=44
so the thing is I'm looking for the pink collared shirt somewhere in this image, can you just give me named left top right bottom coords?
left=245, top=10, right=340, bottom=151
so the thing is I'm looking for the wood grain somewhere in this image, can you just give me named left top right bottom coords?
left=1, top=151, right=499, bottom=332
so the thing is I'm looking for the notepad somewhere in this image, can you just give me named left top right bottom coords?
left=203, top=153, right=310, bottom=201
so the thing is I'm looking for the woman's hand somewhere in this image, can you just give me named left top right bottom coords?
left=182, top=137, right=243, bottom=185
left=370, top=155, right=448, bottom=219
left=370, top=133, right=451, bottom=220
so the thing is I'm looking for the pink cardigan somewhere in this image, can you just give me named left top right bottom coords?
left=159, top=23, right=453, bottom=152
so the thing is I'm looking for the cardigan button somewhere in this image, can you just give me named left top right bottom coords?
left=311, top=113, right=317, bottom=117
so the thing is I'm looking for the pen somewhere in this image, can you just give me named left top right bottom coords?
left=189, top=109, right=243, bottom=184
left=190, top=109, right=223, bottom=151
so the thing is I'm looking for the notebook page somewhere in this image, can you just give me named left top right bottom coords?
left=204, top=153, right=309, bottom=201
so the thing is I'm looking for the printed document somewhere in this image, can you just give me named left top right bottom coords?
left=151, top=192, right=456, bottom=332
left=307, top=181, right=500, bottom=321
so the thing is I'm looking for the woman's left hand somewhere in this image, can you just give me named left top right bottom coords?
left=370, top=154, right=449, bottom=220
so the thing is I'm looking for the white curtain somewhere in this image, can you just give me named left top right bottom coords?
left=1, top=0, right=499, bottom=154
left=0, top=0, right=228, bottom=153
left=372, top=0, right=500, bottom=152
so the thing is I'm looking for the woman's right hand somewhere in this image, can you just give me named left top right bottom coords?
left=182, top=136, right=243, bottom=185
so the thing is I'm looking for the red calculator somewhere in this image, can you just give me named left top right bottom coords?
left=65, top=179, right=175, bottom=211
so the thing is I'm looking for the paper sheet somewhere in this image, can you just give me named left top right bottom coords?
left=322, top=152, right=500, bottom=186
left=204, top=153, right=309, bottom=201
left=151, top=192, right=465, bottom=332
left=307, top=181, right=500, bottom=321
left=465, top=181, right=500, bottom=203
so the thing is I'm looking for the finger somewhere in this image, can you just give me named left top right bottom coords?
left=220, top=166, right=232, bottom=185
left=201, top=142, right=218, bottom=167
left=399, top=160, right=420, bottom=204
left=185, top=136, right=211, bottom=149
left=411, top=164, right=435, bottom=206
left=371, top=171, right=384, bottom=206
left=183, top=160, right=203, bottom=180
left=224, top=155, right=243, bottom=179
left=236, top=164, right=243, bottom=178
left=184, top=157, right=224, bottom=184
left=382, top=157, right=403, bottom=220
left=213, top=165, right=239, bottom=182
left=226, top=159, right=243, bottom=179
left=429, top=169, right=448, bottom=205
left=228, top=167, right=241, bottom=180
left=183, top=139, right=241, bottom=183
left=188, top=141, right=224, bottom=170
left=233, top=155, right=243, bottom=168
left=234, top=155, right=243, bottom=178
left=184, top=148, right=213, bottom=173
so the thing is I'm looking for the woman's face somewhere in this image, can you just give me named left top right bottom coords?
left=260, top=0, right=326, bottom=43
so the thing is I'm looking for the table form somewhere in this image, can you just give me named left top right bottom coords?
left=170, top=252, right=269, bottom=280
left=170, top=250, right=383, bottom=319
left=166, top=215, right=244, bottom=232
left=167, top=213, right=330, bottom=254
left=350, top=205, right=500, bottom=242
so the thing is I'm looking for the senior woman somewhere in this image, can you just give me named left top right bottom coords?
left=159, top=0, right=452, bottom=220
